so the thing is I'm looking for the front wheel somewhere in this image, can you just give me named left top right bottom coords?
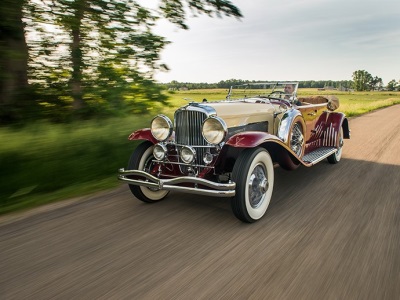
left=128, top=141, right=169, bottom=203
left=231, top=148, right=274, bottom=223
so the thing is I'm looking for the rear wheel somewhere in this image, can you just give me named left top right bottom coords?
left=128, top=141, right=169, bottom=202
left=327, top=127, right=344, bottom=164
left=231, top=148, right=274, bottom=223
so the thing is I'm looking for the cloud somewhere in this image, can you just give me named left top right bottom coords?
left=154, top=0, right=400, bottom=83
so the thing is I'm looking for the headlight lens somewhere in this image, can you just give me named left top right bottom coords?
left=151, top=115, right=173, bottom=141
left=180, top=146, right=196, bottom=164
left=153, top=144, right=167, bottom=161
left=202, top=116, right=227, bottom=145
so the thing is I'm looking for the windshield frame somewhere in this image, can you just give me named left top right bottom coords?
left=227, top=81, right=299, bottom=101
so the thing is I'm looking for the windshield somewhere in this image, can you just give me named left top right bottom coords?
left=227, top=82, right=299, bottom=101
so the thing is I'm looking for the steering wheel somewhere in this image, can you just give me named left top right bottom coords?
left=268, top=92, right=292, bottom=107
left=268, top=91, right=286, bottom=99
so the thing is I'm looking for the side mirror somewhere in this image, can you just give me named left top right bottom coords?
left=327, top=96, right=339, bottom=111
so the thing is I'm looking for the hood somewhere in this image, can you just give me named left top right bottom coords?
left=204, top=101, right=276, bottom=128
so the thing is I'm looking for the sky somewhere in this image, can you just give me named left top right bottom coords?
left=151, top=0, right=400, bottom=84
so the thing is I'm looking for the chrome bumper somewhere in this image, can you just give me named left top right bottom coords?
left=118, top=168, right=236, bottom=197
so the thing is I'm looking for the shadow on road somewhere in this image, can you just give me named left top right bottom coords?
left=118, top=157, right=400, bottom=227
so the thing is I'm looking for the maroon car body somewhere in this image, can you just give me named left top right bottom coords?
left=119, top=82, right=350, bottom=222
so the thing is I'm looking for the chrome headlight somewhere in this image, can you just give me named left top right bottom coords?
left=153, top=144, right=167, bottom=161
left=180, top=146, right=196, bottom=164
left=151, top=115, right=173, bottom=141
left=203, top=152, right=213, bottom=165
left=202, top=116, right=227, bottom=145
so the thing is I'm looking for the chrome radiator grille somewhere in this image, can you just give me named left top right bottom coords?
left=175, top=109, right=208, bottom=163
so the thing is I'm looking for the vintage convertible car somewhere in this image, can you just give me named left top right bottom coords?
left=118, top=82, right=350, bottom=222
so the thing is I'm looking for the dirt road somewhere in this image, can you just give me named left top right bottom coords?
left=1, top=105, right=400, bottom=299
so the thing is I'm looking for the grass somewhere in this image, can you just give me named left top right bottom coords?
left=1, top=89, right=400, bottom=215
left=0, top=116, right=144, bottom=214
left=166, top=89, right=400, bottom=117
left=296, top=89, right=400, bottom=117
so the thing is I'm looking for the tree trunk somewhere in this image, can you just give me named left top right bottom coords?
left=70, top=0, right=86, bottom=111
left=0, top=0, right=29, bottom=108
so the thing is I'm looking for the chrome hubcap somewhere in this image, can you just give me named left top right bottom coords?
left=248, top=164, right=268, bottom=208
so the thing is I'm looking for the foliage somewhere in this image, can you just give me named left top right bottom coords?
left=0, top=116, right=141, bottom=213
left=162, top=79, right=355, bottom=90
left=387, top=79, right=399, bottom=91
left=352, top=70, right=383, bottom=91
left=1, top=0, right=242, bottom=124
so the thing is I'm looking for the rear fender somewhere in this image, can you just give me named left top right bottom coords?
left=313, top=112, right=350, bottom=148
left=328, top=112, right=350, bottom=139
left=341, top=117, right=350, bottom=139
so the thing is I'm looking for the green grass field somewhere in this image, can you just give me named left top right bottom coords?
left=166, top=88, right=400, bottom=117
left=1, top=89, right=400, bottom=214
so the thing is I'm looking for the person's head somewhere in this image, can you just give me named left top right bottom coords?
left=284, top=84, right=295, bottom=95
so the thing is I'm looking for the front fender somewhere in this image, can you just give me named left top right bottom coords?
left=128, top=128, right=157, bottom=144
left=223, top=131, right=307, bottom=170
left=225, top=131, right=282, bottom=148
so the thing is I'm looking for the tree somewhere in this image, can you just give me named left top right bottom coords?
left=351, top=71, right=384, bottom=91
left=369, top=76, right=383, bottom=90
left=28, top=0, right=242, bottom=113
left=0, top=0, right=241, bottom=122
left=0, top=0, right=30, bottom=120
left=387, top=79, right=399, bottom=91
left=352, top=70, right=373, bottom=91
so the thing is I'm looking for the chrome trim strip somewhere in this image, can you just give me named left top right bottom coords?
left=153, top=160, right=215, bottom=168
left=164, top=142, right=215, bottom=149
left=118, top=169, right=235, bottom=197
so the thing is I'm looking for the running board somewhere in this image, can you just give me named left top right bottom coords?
left=302, top=147, right=337, bottom=165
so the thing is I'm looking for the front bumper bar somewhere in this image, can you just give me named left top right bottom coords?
left=118, top=168, right=236, bottom=197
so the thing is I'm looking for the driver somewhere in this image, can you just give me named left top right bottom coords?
left=284, top=83, right=302, bottom=105
left=284, top=84, right=295, bottom=99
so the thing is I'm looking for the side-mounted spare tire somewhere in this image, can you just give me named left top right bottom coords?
left=279, top=117, right=305, bottom=170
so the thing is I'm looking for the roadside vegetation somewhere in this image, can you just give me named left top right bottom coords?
left=1, top=1, right=400, bottom=215
left=1, top=89, right=400, bottom=215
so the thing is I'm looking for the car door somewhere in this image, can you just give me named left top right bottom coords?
left=298, top=103, right=326, bottom=143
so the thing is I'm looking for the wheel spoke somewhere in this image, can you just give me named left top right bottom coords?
left=290, top=123, right=304, bottom=156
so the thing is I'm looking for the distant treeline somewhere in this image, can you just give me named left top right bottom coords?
left=161, top=79, right=354, bottom=90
